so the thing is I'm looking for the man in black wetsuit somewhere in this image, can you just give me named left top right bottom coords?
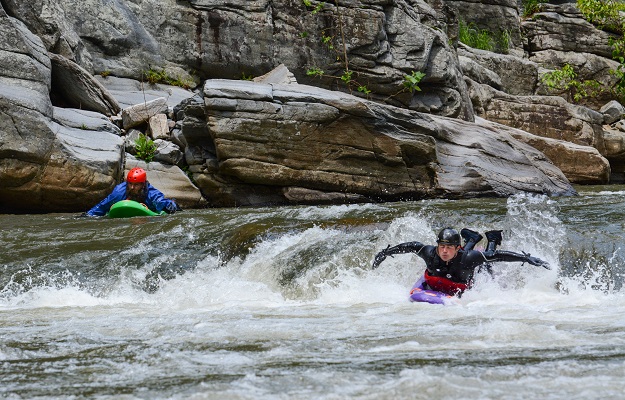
left=372, top=228, right=549, bottom=296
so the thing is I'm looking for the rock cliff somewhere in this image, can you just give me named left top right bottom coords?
left=3, top=0, right=625, bottom=212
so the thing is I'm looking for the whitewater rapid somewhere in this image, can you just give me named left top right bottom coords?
left=1, top=191, right=624, bottom=399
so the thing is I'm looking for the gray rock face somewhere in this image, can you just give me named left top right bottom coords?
left=0, top=9, right=124, bottom=213
left=523, top=4, right=616, bottom=58
left=121, top=97, right=169, bottom=130
left=179, top=80, right=574, bottom=207
left=7, top=0, right=625, bottom=212
left=95, top=76, right=196, bottom=109
left=459, top=45, right=540, bottom=96
left=475, top=117, right=611, bottom=185
left=49, top=52, right=121, bottom=116
left=601, top=100, right=625, bottom=125
left=602, top=125, right=625, bottom=182
left=445, top=0, right=523, bottom=52
left=469, top=83, right=606, bottom=154
left=4, top=0, right=474, bottom=120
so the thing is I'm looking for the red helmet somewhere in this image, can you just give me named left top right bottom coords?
left=127, top=167, right=147, bottom=183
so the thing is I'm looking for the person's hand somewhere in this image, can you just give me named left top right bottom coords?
left=165, top=202, right=178, bottom=214
left=372, top=245, right=392, bottom=269
left=525, top=255, right=550, bottom=270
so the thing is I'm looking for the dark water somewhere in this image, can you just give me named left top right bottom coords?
left=1, top=189, right=624, bottom=399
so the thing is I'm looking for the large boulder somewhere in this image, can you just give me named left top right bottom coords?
left=476, top=118, right=611, bottom=185
left=178, top=79, right=574, bottom=207
left=49, top=52, right=121, bottom=116
left=522, top=3, right=616, bottom=58
left=95, top=76, right=196, bottom=110
left=458, top=45, right=540, bottom=96
left=0, top=9, right=123, bottom=213
left=602, top=125, right=625, bottom=183
left=467, top=82, right=606, bottom=155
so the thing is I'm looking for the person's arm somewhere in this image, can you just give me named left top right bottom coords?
left=483, top=250, right=550, bottom=269
left=145, top=183, right=179, bottom=214
left=85, top=184, right=126, bottom=216
left=372, top=241, right=427, bottom=269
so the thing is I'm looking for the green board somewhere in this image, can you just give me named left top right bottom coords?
left=107, top=200, right=166, bottom=218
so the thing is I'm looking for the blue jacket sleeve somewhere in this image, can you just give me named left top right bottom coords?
left=145, top=183, right=178, bottom=213
left=86, top=183, right=127, bottom=216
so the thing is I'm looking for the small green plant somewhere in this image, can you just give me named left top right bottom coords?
left=403, top=71, right=426, bottom=93
left=458, top=20, right=494, bottom=52
left=241, top=72, right=254, bottom=81
left=498, top=29, right=511, bottom=54
left=80, top=124, right=88, bottom=130
left=341, top=70, right=353, bottom=85
left=99, top=70, right=111, bottom=78
left=306, top=67, right=325, bottom=78
left=541, top=64, right=603, bottom=102
left=321, top=33, right=335, bottom=50
left=135, top=133, right=158, bottom=163
left=357, top=85, right=371, bottom=94
left=522, top=0, right=548, bottom=18
left=458, top=20, right=513, bottom=53
left=142, top=68, right=194, bottom=89
left=303, top=0, right=324, bottom=14
left=610, top=36, right=625, bottom=97
left=144, top=68, right=167, bottom=85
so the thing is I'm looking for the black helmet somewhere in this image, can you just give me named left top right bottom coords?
left=437, top=228, right=460, bottom=246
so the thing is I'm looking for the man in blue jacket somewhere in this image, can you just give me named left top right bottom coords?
left=86, top=167, right=179, bottom=216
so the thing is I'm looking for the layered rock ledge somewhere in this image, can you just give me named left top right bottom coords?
left=178, top=80, right=576, bottom=207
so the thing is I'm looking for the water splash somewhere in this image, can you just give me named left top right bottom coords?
left=2, top=195, right=624, bottom=311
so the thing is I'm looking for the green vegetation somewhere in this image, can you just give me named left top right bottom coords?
left=577, top=0, right=625, bottom=33
left=576, top=0, right=625, bottom=100
left=403, top=71, right=426, bottom=93
left=459, top=20, right=494, bottom=51
left=142, top=67, right=194, bottom=89
left=540, top=64, right=603, bottom=102
left=99, top=70, right=111, bottom=78
left=306, top=67, right=324, bottom=78
left=303, top=0, right=359, bottom=91
left=241, top=72, right=254, bottom=81
left=135, top=133, right=157, bottom=163
left=522, top=0, right=548, bottom=18
left=458, top=20, right=511, bottom=54
left=499, top=29, right=512, bottom=52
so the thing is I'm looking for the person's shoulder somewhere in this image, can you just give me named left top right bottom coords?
left=462, top=249, right=485, bottom=259
left=109, top=182, right=126, bottom=194
left=422, top=244, right=437, bottom=253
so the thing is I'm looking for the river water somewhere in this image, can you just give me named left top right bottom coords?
left=1, top=188, right=624, bottom=399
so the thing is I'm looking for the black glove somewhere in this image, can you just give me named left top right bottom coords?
left=372, top=245, right=392, bottom=269
left=525, top=254, right=550, bottom=270
left=165, top=202, right=178, bottom=214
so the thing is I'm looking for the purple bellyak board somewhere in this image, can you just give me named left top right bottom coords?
left=409, top=276, right=454, bottom=305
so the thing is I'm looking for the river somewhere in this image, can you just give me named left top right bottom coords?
left=1, top=188, right=624, bottom=399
